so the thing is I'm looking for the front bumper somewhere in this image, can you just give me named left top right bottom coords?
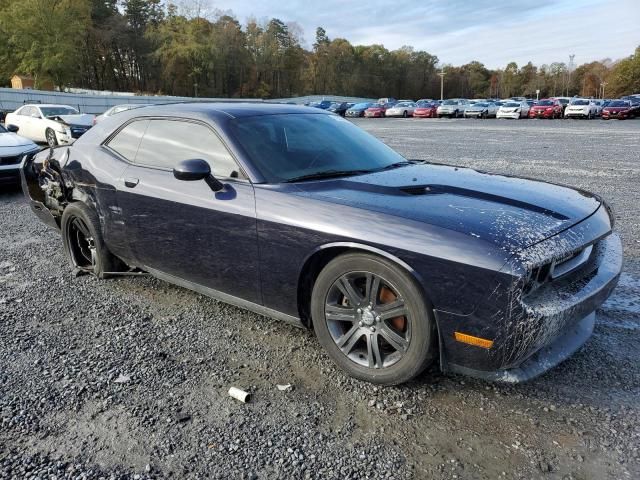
left=442, top=228, right=622, bottom=383
left=497, top=112, right=521, bottom=119
left=529, top=110, right=554, bottom=118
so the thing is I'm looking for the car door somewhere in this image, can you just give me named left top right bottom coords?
left=111, top=117, right=262, bottom=304
left=13, top=107, right=32, bottom=138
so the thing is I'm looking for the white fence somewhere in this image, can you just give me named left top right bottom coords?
left=0, top=88, right=376, bottom=115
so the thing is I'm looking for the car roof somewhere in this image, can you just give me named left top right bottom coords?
left=22, top=104, right=76, bottom=108
left=114, top=102, right=329, bottom=120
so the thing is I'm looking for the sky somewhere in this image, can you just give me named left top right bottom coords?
left=208, top=0, right=639, bottom=68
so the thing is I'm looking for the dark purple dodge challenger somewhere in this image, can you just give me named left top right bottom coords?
left=21, top=103, right=622, bottom=385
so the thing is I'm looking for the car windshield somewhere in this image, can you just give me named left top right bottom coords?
left=229, top=113, right=407, bottom=183
left=351, top=103, right=370, bottom=109
left=0, top=124, right=7, bottom=133
left=442, top=100, right=457, bottom=105
left=608, top=101, right=629, bottom=107
left=537, top=100, right=554, bottom=106
left=570, top=99, right=589, bottom=106
left=40, top=106, right=79, bottom=116
left=396, top=102, right=412, bottom=107
left=503, top=102, right=520, bottom=107
left=473, top=103, right=489, bottom=107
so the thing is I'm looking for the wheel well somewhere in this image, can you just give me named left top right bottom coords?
left=296, top=246, right=434, bottom=327
left=297, top=246, right=350, bottom=327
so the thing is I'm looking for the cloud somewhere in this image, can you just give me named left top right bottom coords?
left=208, top=0, right=639, bottom=67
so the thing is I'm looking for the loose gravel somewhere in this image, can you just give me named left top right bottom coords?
left=1, top=118, right=639, bottom=479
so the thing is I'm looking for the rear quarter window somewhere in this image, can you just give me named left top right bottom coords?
left=106, top=120, right=149, bottom=162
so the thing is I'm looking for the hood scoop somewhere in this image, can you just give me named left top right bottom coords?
left=400, top=184, right=570, bottom=220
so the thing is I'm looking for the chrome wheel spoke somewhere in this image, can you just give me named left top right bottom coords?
left=325, top=304, right=357, bottom=323
left=365, top=274, right=381, bottom=306
left=367, top=333, right=383, bottom=369
left=379, top=324, right=409, bottom=352
left=377, top=299, right=407, bottom=321
left=336, top=275, right=364, bottom=306
left=336, top=324, right=363, bottom=354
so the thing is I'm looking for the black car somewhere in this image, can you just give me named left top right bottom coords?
left=327, top=102, right=353, bottom=116
left=21, top=103, right=622, bottom=385
left=345, top=102, right=374, bottom=117
left=310, top=100, right=333, bottom=110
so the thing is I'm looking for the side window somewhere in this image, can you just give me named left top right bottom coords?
left=135, top=119, right=239, bottom=178
left=107, top=120, right=149, bottom=162
left=19, top=107, right=31, bottom=116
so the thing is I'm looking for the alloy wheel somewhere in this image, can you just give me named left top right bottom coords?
left=324, top=271, right=411, bottom=369
left=67, top=216, right=96, bottom=270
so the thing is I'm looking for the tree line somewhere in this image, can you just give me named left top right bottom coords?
left=0, top=0, right=638, bottom=100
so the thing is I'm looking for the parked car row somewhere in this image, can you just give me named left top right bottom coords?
left=344, top=95, right=640, bottom=120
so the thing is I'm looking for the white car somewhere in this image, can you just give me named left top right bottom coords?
left=0, top=123, right=39, bottom=185
left=564, top=99, right=598, bottom=119
left=385, top=102, right=417, bottom=118
left=437, top=99, right=469, bottom=118
left=5, top=104, right=95, bottom=147
left=496, top=101, right=530, bottom=119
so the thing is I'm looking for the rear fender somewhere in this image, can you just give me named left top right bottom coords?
left=21, top=147, right=73, bottom=229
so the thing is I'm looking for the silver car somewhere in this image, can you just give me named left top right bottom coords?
left=464, top=102, right=499, bottom=119
left=436, top=99, right=469, bottom=118
left=385, top=102, right=417, bottom=118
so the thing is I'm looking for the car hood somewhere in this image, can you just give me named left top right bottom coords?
left=290, top=163, right=601, bottom=254
left=48, top=114, right=95, bottom=126
left=0, top=132, right=35, bottom=148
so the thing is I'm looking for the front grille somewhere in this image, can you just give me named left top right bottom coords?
left=0, top=155, right=22, bottom=166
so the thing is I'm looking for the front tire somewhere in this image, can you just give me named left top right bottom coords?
left=61, top=202, right=121, bottom=279
left=46, top=128, right=58, bottom=147
left=311, top=253, right=436, bottom=385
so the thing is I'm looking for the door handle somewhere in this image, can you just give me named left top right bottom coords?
left=124, top=178, right=139, bottom=188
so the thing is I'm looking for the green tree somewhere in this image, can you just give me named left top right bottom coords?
left=607, top=47, right=640, bottom=97
left=1, top=0, right=91, bottom=89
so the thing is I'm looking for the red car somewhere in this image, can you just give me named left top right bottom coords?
left=602, top=100, right=635, bottom=120
left=413, top=102, right=439, bottom=118
left=364, top=102, right=394, bottom=118
left=528, top=99, right=563, bottom=119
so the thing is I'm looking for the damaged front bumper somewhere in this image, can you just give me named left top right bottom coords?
left=441, top=224, right=622, bottom=383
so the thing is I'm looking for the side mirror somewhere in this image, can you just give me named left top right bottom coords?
left=6, top=124, right=19, bottom=133
left=173, top=158, right=224, bottom=192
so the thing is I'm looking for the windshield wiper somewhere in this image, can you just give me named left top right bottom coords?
left=376, top=161, right=414, bottom=171
left=284, top=169, right=374, bottom=183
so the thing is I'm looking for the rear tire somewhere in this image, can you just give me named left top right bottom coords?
left=61, top=202, right=121, bottom=279
left=311, top=252, right=436, bottom=385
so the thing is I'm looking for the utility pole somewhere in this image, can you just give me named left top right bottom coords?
left=438, top=72, right=446, bottom=101
left=567, top=54, right=575, bottom=96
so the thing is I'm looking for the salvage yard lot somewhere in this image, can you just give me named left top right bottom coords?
left=1, top=119, right=639, bottom=479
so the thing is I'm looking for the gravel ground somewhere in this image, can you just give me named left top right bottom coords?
left=1, top=118, right=639, bottom=479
